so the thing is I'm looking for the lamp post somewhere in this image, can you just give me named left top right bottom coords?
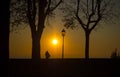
left=61, top=29, right=66, bottom=59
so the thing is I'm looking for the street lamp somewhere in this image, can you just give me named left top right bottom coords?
left=61, top=29, right=66, bottom=59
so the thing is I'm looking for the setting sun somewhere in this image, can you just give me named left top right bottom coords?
left=52, top=39, right=58, bottom=45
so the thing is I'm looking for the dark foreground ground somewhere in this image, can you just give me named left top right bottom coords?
left=9, top=59, right=120, bottom=77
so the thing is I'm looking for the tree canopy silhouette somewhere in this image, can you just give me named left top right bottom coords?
left=61, top=0, right=119, bottom=59
left=10, top=0, right=63, bottom=60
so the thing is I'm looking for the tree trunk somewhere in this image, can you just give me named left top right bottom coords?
left=32, top=34, right=41, bottom=60
left=85, top=31, right=90, bottom=59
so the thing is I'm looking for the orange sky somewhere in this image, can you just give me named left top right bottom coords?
left=9, top=0, right=120, bottom=59
left=9, top=14, right=120, bottom=59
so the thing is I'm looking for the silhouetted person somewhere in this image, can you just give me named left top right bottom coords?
left=45, top=51, right=50, bottom=59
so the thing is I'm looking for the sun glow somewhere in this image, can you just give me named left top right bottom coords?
left=52, top=39, right=58, bottom=45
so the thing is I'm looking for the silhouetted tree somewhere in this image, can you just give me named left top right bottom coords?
left=10, top=0, right=62, bottom=60
left=111, top=51, right=117, bottom=58
left=111, top=48, right=120, bottom=59
left=61, top=0, right=118, bottom=59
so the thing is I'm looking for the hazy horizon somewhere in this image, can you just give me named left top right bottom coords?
left=9, top=0, right=120, bottom=59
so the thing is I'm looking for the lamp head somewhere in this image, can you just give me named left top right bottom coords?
left=61, top=29, right=66, bottom=36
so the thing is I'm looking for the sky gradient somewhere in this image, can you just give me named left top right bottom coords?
left=9, top=0, right=120, bottom=59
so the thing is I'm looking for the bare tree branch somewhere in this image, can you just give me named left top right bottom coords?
left=90, top=0, right=102, bottom=31
left=90, top=17, right=101, bottom=32
left=27, top=0, right=36, bottom=33
left=50, top=0, right=63, bottom=12
left=45, top=0, right=51, bottom=17
left=75, top=0, right=86, bottom=30
left=45, top=0, right=62, bottom=17
left=32, top=0, right=36, bottom=23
